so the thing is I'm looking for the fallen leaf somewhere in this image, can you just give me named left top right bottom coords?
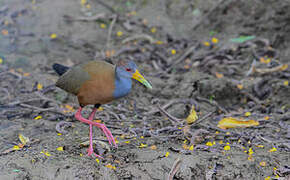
left=56, top=147, right=64, bottom=151
left=186, top=105, right=198, bottom=124
left=230, top=35, right=255, bottom=43
left=105, top=164, right=116, bottom=170
left=18, top=134, right=29, bottom=145
left=215, top=72, right=224, bottom=78
left=138, top=143, right=148, bottom=148
left=211, top=37, right=219, bottom=44
left=217, top=117, right=259, bottom=129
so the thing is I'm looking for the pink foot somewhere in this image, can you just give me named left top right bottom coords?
left=87, top=146, right=103, bottom=159
left=75, top=107, right=117, bottom=147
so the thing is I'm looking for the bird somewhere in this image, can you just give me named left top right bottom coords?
left=52, top=59, right=152, bottom=158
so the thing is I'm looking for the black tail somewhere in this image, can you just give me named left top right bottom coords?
left=52, top=63, right=69, bottom=76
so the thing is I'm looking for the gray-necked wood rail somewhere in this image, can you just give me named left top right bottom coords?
left=53, top=59, right=152, bottom=158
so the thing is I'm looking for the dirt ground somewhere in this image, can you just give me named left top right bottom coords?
left=0, top=0, right=290, bottom=179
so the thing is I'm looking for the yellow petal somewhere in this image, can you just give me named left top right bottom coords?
left=189, top=145, right=194, bottom=151
left=165, top=152, right=170, bottom=157
left=186, top=105, right=198, bottom=124
left=203, top=41, right=210, bottom=46
left=215, top=72, right=224, bottom=78
left=260, top=161, right=267, bottom=167
left=150, top=145, right=157, bottom=150
left=237, top=84, right=243, bottom=89
left=96, top=159, right=100, bottom=163
left=34, top=115, right=42, bottom=120
left=105, top=164, right=116, bottom=170
left=56, top=147, right=64, bottom=151
left=151, top=27, right=156, bottom=33
left=206, top=142, right=213, bottom=146
left=0, top=58, right=3, bottom=64
left=138, top=143, right=148, bottom=148
left=50, top=33, right=57, bottom=39
left=18, top=134, right=29, bottom=145
left=211, top=37, right=219, bottom=44
left=37, top=83, right=43, bottom=90
left=217, top=117, right=259, bottom=129
left=284, top=80, right=289, bottom=86
left=224, top=145, right=231, bottom=151
left=244, top=112, right=251, bottom=117
left=171, top=49, right=176, bottom=55
left=100, top=23, right=106, bottom=29
left=269, top=147, right=277, bottom=152
left=116, top=31, right=123, bottom=37
left=13, top=145, right=20, bottom=150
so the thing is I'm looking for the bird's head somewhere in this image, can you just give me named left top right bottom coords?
left=116, top=59, right=152, bottom=89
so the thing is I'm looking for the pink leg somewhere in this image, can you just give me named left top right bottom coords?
left=86, top=108, right=103, bottom=158
left=75, top=107, right=117, bottom=148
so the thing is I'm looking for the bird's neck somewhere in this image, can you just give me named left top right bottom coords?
left=113, top=75, right=132, bottom=99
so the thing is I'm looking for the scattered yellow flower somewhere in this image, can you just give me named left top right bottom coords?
left=155, top=40, right=163, bottom=45
left=1, top=29, right=8, bottom=36
left=80, top=153, right=83, bottom=157
left=56, top=147, right=64, bottom=151
left=206, top=142, right=213, bottom=146
left=37, top=83, right=43, bottom=90
left=130, top=11, right=137, bottom=16
left=224, top=145, right=231, bottom=151
left=165, top=152, right=170, bottom=157
left=260, top=57, right=271, bottom=64
left=219, top=140, right=223, bottom=144
left=140, top=136, right=144, bottom=139
left=105, top=164, right=116, bottom=170
left=259, top=161, right=267, bottom=167
left=171, top=49, right=176, bottom=55
left=138, top=143, right=148, bottom=148
left=269, top=147, right=277, bottom=152
left=116, top=31, right=123, bottom=37
left=100, top=23, right=106, bottom=29
left=284, top=80, right=289, bottom=86
left=129, top=124, right=134, bottom=128
left=203, top=41, right=210, bottom=46
left=124, top=141, right=130, bottom=144
left=97, top=107, right=103, bottom=111
left=0, top=58, right=3, bottom=64
left=244, top=112, right=251, bottom=117
left=264, top=116, right=270, bottom=120
left=256, top=145, right=264, bottom=148
left=40, top=150, right=51, bottom=157
left=86, top=4, right=91, bottom=9
left=96, top=158, right=100, bottom=163
left=211, top=37, right=219, bottom=44
left=50, top=33, right=57, bottom=39
left=264, top=176, right=270, bottom=180
left=57, top=133, right=62, bottom=136
left=19, top=134, right=29, bottom=145
left=248, top=148, right=254, bottom=155
left=189, top=145, right=194, bottom=151
left=23, top=72, right=30, bottom=77
left=80, top=0, right=86, bottom=5
left=215, top=72, right=224, bottom=78
left=150, top=145, right=157, bottom=150
left=237, top=84, right=243, bottom=89
left=13, top=145, right=20, bottom=150
left=34, top=115, right=42, bottom=120
left=226, top=132, right=230, bottom=135
left=151, top=27, right=156, bottom=33
left=215, top=131, right=219, bottom=134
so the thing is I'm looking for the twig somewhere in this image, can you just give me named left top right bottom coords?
left=157, top=104, right=183, bottom=125
left=55, top=121, right=72, bottom=134
left=63, top=13, right=106, bottom=22
left=106, top=14, right=117, bottom=48
left=122, top=34, right=156, bottom=44
left=168, top=158, right=182, bottom=180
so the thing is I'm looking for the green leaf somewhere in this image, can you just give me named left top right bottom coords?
left=230, top=35, right=256, bottom=43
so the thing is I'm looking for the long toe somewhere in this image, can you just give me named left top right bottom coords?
left=87, top=148, right=103, bottom=159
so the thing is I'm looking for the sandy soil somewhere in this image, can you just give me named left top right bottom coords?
left=0, top=0, right=289, bottom=179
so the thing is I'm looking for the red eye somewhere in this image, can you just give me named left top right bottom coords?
left=126, top=68, right=132, bottom=72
